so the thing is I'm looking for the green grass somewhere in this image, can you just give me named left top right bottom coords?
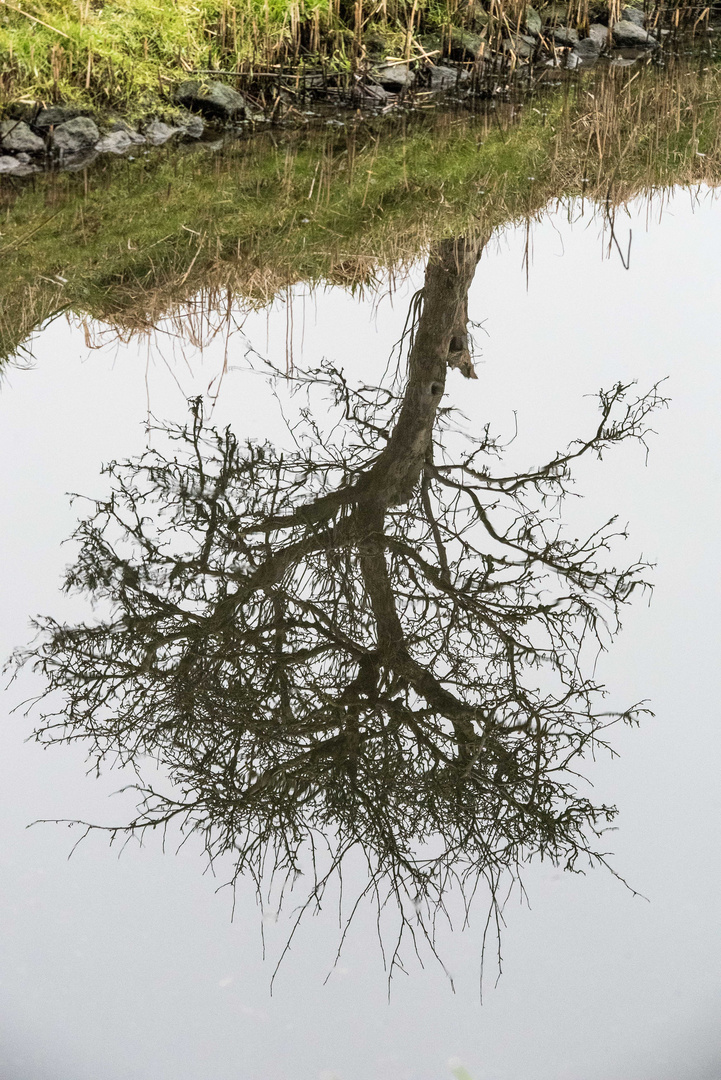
left=0, top=0, right=659, bottom=113
left=0, top=0, right=331, bottom=114
left=2, top=55, right=721, bottom=362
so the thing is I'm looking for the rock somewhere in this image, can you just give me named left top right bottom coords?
left=503, top=34, right=535, bottom=58
left=374, top=63, right=415, bottom=91
left=51, top=117, right=100, bottom=154
left=0, top=154, right=22, bottom=174
left=550, top=25, right=579, bottom=46
left=525, top=5, right=542, bottom=35
left=621, top=6, right=645, bottom=26
left=448, top=29, right=483, bottom=60
left=34, top=106, right=83, bottom=130
left=179, top=114, right=204, bottom=138
left=352, top=81, right=393, bottom=105
left=427, top=64, right=460, bottom=89
left=0, top=153, right=37, bottom=176
left=176, top=79, right=251, bottom=120
left=612, top=18, right=657, bottom=46
left=95, top=129, right=135, bottom=154
left=573, top=36, right=601, bottom=60
left=59, top=148, right=98, bottom=172
left=108, top=122, right=147, bottom=144
left=0, top=119, right=45, bottom=154
left=144, top=119, right=181, bottom=145
left=589, top=23, right=610, bottom=46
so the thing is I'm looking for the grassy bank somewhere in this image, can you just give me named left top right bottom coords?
left=1, top=0, right=332, bottom=114
left=0, top=0, right=710, bottom=113
left=2, top=57, right=721, bottom=361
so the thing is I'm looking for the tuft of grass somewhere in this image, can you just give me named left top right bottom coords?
left=2, top=55, right=721, bottom=361
left=0, top=0, right=336, bottom=112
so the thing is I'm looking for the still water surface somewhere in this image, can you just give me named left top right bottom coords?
left=1, top=189, right=721, bottom=1080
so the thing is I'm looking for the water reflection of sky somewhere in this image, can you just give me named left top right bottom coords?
left=1, top=188, right=720, bottom=1080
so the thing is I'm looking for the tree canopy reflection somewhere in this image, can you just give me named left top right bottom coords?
left=19, top=237, right=664, bottom=977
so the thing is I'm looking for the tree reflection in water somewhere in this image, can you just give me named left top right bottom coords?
left=17, top=237, right=665, bottom=979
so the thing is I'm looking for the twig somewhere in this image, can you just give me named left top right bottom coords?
left=0, top=0, right=71, bottom=39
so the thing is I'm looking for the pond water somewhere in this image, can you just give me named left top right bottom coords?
left=2, top=122, right=721, bottom=1080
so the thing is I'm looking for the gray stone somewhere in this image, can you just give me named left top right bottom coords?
left=353, top=81, right=393, bottom=105
left=427, top=64, right=460, bottom=89
left=179, top=114, right=204, bottom=138
left=0, top=119, right=45, bottom=154
left=525, top=5, right=542, bottom=35
left=589, top=23, right=610, bottom=46
left=108, top=122, right=147, bottom=144
left=59, top=148, right=98, bottom=172
left=612, top=18, right=657, bottom=46
left=176, top=79, right=250, bottom=120
left=374, top=63, right=415, bottom=91
left=503, top=34, right=535, bottom=58
left=621, top=6, right=645, bottom=26
left=0, top=154, right=22, bottom=174
left=51, top=116, right=100, bottom=153
left=0, top=154, right=37, bottom=176
left=144, top=120, right=181, bottom=146
left=34, top=106, right=82, bottom=129
left=95, top=129, right=135, bottom=154
left=551, top=25, right=579, bottom=46
left=573, top=36, right=601, bottom=60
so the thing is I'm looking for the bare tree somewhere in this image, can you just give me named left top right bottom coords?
left=14, top=237, right=665, bottom=981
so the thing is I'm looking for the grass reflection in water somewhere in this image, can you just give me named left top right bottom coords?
left=2, top=54, right=721, bottom=366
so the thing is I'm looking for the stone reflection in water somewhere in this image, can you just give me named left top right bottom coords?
left=17, top=237, right=665, bottom=977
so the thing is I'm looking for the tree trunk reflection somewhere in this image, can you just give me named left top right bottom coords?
left=16, top=236, right=664, bottom=977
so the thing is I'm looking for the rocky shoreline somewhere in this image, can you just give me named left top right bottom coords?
left=0, top=6, right=675, bottom=178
